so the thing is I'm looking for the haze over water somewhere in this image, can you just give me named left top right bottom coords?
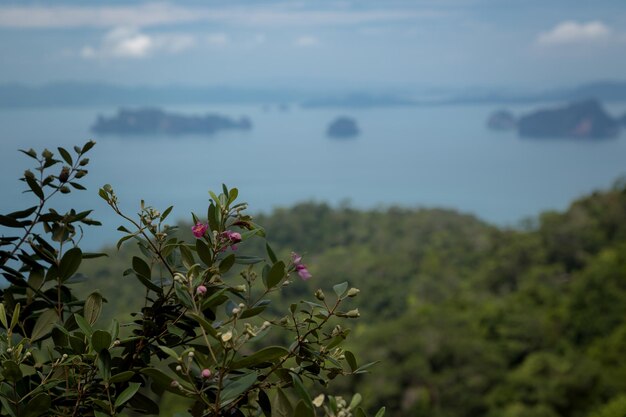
left=2, top=102, right=626, bottom=250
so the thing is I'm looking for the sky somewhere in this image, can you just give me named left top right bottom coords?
left=1, top=0, right=626, bottom=92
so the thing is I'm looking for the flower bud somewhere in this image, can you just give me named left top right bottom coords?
left=175, top=365, right=182, bottom=372
left=221, top=331, right=233, bottom=342
left=170, top=380, right=180, bottom=388
left=232, top=307, right=240, bottom=315
left=346, top=309, right=360, bottom=318
left=201, top=368, right=212, bottom=379
left=196, top=285, right=207, bottom=295
left=315, top=289, right=325, bottom=300
left=347, top=288, right=360, bottom=297
left=59, top=166, right=70, bottom=183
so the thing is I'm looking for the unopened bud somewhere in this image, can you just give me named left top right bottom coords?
left=59, top=166, right=70, bottom=183
left=170, top=380, right=180, bottom=388
left=346, top=288, right=360, bottom=297
left=175, top=365, right=182, bottom=372
left=315, top=289, right=325, bottom=300
left=346, top=309, right=360, bottom=318
left=221, top=331, right=233, bottom=342
left=188, top=351, right=194, bottom=358
left=59, top=185, right=70, bottom=194
left=75, top=170, right=87, bottom=179
left=232, top=307, right=240, bottom=315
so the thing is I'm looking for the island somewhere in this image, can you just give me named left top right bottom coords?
left=326, top=116, right=360, bottom=138
left=487, top=110, right=516, bottom=131
left=91, top=108, right=252, bottom=135
left=517, top=99, right=619, bottom=139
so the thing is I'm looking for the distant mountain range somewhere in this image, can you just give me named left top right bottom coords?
left=2, top=80, right=626, bottom=108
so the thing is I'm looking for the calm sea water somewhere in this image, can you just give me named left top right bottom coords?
left=2, top=103, right=626, bottom=250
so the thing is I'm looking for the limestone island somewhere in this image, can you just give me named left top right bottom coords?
left=487, top=110, right=517, bottom=131
left=91, top=108, right=252, bottom=136
left=518, top=99, right=619, bottom=139
left=326, top=116, right=360, bottom=139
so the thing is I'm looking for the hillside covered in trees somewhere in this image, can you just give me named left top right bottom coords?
left=83, top=183, right=626, bottom=417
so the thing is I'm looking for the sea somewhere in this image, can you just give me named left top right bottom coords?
left=2, top=102, right=626, bottom=251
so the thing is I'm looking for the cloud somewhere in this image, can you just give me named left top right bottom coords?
left=536, top=21, right=611, bottom=46
left=294, top=36, right=320, bottom=47
left=206, top=33, right=229, bottom=46
left=81, top=27, right=195, bottom=59
left=0, top=4, right=439, bottom=29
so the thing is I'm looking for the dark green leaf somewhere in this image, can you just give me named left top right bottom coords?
left=114, top=382, right=141, bottom=409
left=2, top=360, right=22, bottom=382
left=57, top=147, right=72, bottom=165
left=219, top=254, right=236, bottom=273
left=234, top=255, right=264, bottom=265
left=220, top=372, right=258, bottom=406
left=344, top=351, right=357, bottom=372
left=196, top=239, right=213, bottom=266
left=259, top=389, right=272, bottom=417
left=74, top=314, right=93, bottom=337
left=22, top=393, right=51, bottom=417
left=25, top=176, right=44, bottom=200
left=266, top=243, right=278, bottom=264
left=92, top=330, right=112, bottom=352
left=109, top=371, right=135, bottom=384
left=231, top=346, right=289, bottom=369
left=266, top=261, right=286, bottom=290
left=290, top=373, right=313, bottom=409
left=84, top=291, right=104, bottom=325
left=59, top=247, right=82, bottom=281
left=273, top=388, right=293, bottom=417
left=293, top=400, right=314, bottom=417
left=132, top=256, right=151, bottom=280
left=31, top=309, right=59, bottom=342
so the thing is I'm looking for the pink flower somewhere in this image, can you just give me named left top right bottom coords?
left=192, top=222, right=208, bottom=238
left=296, top=264, right=312, bottom=281
left=201, top=369, right=212, bottom=379
left=196, top=285, right=207, bottom=295
left=221, top=230, right=242, bottom=251
left=291, top=252, right=302, bottom=264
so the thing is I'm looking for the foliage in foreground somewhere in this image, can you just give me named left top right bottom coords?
left=0, top=142, right=384, bottom=417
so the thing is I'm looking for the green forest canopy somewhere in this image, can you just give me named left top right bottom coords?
left=83, top=183, right=626, bottom=417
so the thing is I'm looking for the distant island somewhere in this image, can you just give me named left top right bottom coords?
left=326, top=117, right=360, bottom=138
left=487, top=110, right=516, bottom=131
left=91, top=108, right=252, bottom=136
left=488, top=99, right=621, bottom=139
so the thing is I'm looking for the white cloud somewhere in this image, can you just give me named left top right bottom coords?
left=206, top=33, right=229, bottom=46
left=81, top=27, right=195, bottom=59
left=0, top=4, right=438, bottom=29
left=536, top=21, right=611, bottom=46
left=294, top=36, right=320, bottom=47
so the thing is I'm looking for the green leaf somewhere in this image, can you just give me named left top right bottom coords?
left=355, top=408, right=367, bottom=417
left=2, top=360, right=22, bottom=382
left=158, top=345, right=180, bottom=360
left=220, top=372, right=258, bottom=406
left=258, top=389, right=272, bottom=417
left=333, top=282, right=349, bottom=298
left=92, top=330, right=112, bottom=352
left=266, top=261, right=286, bottom=290
left=25, top=176, right=44, bottom=200
left=228, top=188, right=238, bottom=204
left=57, top=147, right=73, bottom=165
left=84, top=291, right=104, bottom=325
left=59, top=247, right=82, bottom=281
left=82, top=140, right=96, bottom=153
left=179, top=244, right=195, bottom=269
left=0, top=304, right=8, bottom=329
left=208, top=203, right=219, bottom=232
left=234, top=255, right=264, bottom=265
left=160, top=206, right=173, bottom=221
left=219, top=254, right=236, bottom=273
left=74, top=314, right=93, bottom=337
left=374, top=407, right=386, bottom=417
left=109, top=371, right=135, bottom=384
left=186, top=312, right=218, bottom=340
left=195, top=239, right=212, bottom=265
left=265, top=243, right=278, bottom=264
left=239, top=305, right=268, bottom=319
left=22, top=393, right=51, bottom=417
left=132, top=256, right=151, bottom=280
left=293, top=400, right=314, bottom=417
left=344, top=350, right=357, bottom=372
left=349, top=393, right=362, bottom=410
left=273, top=388, right=293, bottom=417
left=114, top=382, right=141, bottom=409
left=31, top=309, right=59, bottom=342
left=230, top=346, right=288, bottom=369
left=290, top=373, right=312, bottom=409
left=10, top=303, right=20, bottom=331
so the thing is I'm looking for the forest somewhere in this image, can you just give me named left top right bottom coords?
left=81, top=181, right=626, bottom=417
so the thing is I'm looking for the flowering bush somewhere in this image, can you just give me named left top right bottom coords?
left=0, top=142, right=384, bottom=417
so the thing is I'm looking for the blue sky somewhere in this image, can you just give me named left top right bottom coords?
left=1, top=0, right=625, bottom=91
